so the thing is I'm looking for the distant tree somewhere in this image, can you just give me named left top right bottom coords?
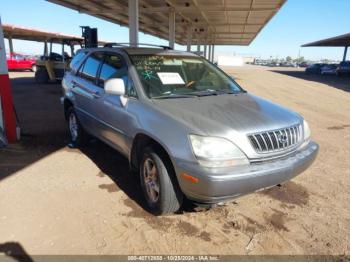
left=294, top=56, right=305, bottom=64
left=286, top=56, right=292, bottom=62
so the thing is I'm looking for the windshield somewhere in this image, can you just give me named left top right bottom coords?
left=130, top=55, right=244, bottom=98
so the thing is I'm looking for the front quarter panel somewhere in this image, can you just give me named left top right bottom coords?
left=127, top=100, right=197, bottom=164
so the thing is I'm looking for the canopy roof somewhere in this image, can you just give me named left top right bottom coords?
left=47, top=0, right=286, bottom=45
left=302, top=33, right=350, bottom=47
left=3, top=24, right=84, bottom=45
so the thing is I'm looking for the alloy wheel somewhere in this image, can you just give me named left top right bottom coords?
left=143, top=157, right=160, bottom=203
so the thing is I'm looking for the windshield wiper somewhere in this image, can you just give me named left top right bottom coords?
left=187, top=90, right=238, bottom=97
left=151, top=93, right=199, bottom=99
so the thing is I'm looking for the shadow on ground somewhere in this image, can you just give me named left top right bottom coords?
left=271, top=70, right=350, bottom=92
left=0, top=75, right=67, bottom=181
left=0, top=73, right=153, bottom=213
left=0, top=242, right=33, bottom=262
left=80, top=139, right=150, bottom=213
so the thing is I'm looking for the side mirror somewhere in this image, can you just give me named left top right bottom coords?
left=105, top=78, right=125, bottom=96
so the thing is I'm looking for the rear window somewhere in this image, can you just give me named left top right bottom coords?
left=79, top=53, right=103, bottom=82
left=69, top=51, right=87, bottom=72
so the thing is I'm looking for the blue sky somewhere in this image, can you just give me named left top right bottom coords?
left=1, top=0, right=350, bottom=61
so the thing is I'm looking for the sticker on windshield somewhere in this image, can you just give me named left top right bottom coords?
left=157, top=72, right=185, bottom=85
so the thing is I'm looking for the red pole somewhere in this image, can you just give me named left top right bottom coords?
left=0, top=17, right=17, bottom=143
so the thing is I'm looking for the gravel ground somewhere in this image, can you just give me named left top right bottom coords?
left=0, top=67, right=349, bottom=255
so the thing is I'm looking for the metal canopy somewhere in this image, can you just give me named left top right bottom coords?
left=3, top=24, right=84, bottom=44
left=47, top=0, right=286, bottom=46
left=302, top=33, right=350, bottom=47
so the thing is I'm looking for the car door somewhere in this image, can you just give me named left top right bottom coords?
left=70, top=52, right=105, bottom=137
left=95, top=52, right=138, bottom=156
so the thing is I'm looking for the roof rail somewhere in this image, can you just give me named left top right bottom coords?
left=103, top=42, right=173, bottom=50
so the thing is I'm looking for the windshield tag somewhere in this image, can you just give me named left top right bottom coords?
left=157, top=72, right=185, bottom=85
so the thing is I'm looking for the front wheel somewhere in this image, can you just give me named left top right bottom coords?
left=140, top=148, right=183, bottom=215
left=35, top=67, right=49, bottom=83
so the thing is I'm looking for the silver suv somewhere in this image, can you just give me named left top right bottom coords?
left=62, top=45, right=319, bottom=215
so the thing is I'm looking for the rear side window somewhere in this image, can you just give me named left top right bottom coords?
left=69, top=52, right=87, bottom=72
left=79, top=53, right=103, bottom=82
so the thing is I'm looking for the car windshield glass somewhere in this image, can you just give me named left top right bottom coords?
left=130, top=55, right=244, bottom=98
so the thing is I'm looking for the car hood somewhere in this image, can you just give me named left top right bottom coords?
left=151, top=93, right=302, bottom=136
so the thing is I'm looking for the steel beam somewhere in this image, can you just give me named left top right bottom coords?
left=128, top=0, right=139, bottom=47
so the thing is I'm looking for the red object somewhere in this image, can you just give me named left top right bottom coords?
left=0, top=74, right=17, bottom=142
left=6, top=53, right=36, bottom=71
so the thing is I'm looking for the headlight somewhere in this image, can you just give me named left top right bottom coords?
left=303, top=119, right=311, bottom=141
left=189, top=135, right=249, bottom=167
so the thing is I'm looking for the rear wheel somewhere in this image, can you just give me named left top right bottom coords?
left=140, top=147, right=183, bottom=215
left=35, top=67, right=49, bottom=83
left=67, top=107, right=88, bottom=147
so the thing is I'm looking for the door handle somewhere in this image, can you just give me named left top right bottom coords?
left=92, top=91, right=101, bottom=98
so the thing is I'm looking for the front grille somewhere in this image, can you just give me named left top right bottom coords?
left=248, top=124, right=303, bottom=153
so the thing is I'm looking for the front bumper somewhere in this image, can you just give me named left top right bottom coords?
left=174, top=141, right=319, bottom=204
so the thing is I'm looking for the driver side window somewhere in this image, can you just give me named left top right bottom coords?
left=98, top=53, right=137, bottom=98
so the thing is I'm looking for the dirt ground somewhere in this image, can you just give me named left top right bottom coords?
left=0, top=67, right=349, bottom=255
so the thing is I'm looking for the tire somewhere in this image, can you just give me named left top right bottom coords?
left=66, top=107, right=88, bottom=147
left=35, top=67, right=49, bottom=83
left=140, top=147, right=183, bottom=215
left=31, top=64, right=37, bottom=73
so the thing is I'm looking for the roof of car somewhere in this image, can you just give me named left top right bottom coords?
left=82, top=46, right=199, bottom=57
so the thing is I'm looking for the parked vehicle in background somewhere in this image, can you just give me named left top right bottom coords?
left=280, top=62, right=297, bottom=67
left=320, top=64, right=338, bottom=75
left=62, top=45, right=318, bottom=215
left=6, top=53, right=36, bottom=72
left=336, top=61, right=350, bottom=76
left=35, top=41, right=80, bottom=83
left=305, top=63, right=326, bottom=74
left=267, top=62, right=280, bottom=67
left=298, top=62, right=309, bottom=68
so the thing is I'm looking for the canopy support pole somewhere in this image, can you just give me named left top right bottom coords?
left=61, top=41, right=65, bottom=64
left=8, top=37, right=13, bottom=54
left=128, top=0, right=139, bottom=47
left=204, top=45, right=207, bottom=58
left=169, top=11, right=175, bottom=49
left=44, top=41, right=48, bottom=56
left=211, top=45, right=215, bottom=62
left=343, top=46, right=348, bottom=61
left=208, top=44, right=212, bottom=61
left=186, top=27, right=192, bottom=52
